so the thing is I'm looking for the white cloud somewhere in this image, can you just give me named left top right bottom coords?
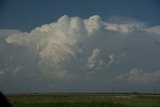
left=1, top=15, right=160, bottom=92
left=86, top=49, right=126, bottom=73
left=86, top=48, right=101, bottom=70
left=84, top=15, right=103, bottom=35
left=116, top=68, right=160, bottom=84
left=4, top=15, right=160, bottom=79
left=107, top=52, right=126, bottom=67
left=104, top=22, right=145, bottom=33
left=5, top=15, right=111, bottom=79
left=145, top=25, right=160, bottom=35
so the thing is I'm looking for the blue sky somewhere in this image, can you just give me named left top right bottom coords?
left=0, top=0, right=160, bottom=31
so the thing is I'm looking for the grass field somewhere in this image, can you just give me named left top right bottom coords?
left=6, top=93, right=160, bottom=107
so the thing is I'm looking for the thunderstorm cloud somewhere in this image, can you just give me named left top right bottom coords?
left=0, top=15, right=160, bottom=92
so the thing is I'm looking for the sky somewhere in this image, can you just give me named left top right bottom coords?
left=0, top=0, right=160, bottom=93
left=0, top=0, right=160, bottom=31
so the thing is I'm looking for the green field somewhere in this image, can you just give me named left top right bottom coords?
left=6, top=93, right=160, bottom=107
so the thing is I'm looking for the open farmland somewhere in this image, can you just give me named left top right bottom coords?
left=6, top=93, right=160, bottom=107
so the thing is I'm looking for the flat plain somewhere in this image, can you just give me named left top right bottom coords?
left=6, top=93, right=160, bottom=107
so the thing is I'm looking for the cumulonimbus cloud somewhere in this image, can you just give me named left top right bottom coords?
left=1, top=15, right=160, bottom=92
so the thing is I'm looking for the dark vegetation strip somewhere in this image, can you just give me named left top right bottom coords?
left=6, top=93, right=160, bottom=107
